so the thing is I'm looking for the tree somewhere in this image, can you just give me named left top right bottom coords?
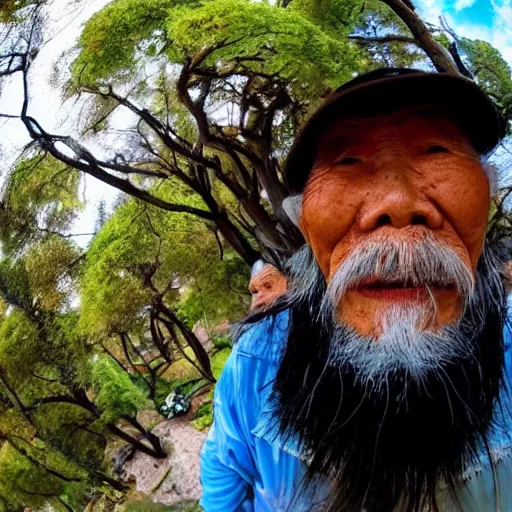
left=1, top=0, right=512, bottom=507
left=80, top=183, right=249, bottom=393
left=2, top=0, right=510, bottom=268
left=4, top=0, right=363, bottom=265
left=458, top=38, right=512, bottom=123
left=0, top=149, right=249, bottom=507
left=0, top=234, right=170, bottom=508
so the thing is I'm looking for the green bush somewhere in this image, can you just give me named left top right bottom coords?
left=211, top=334, right=232, bottom=351
left=190, top=401, right=213, bottom=432
left=119, top=499, right=202, bottom=512
left=211, top=348, right=231, bottom=380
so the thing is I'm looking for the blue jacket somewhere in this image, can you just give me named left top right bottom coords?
left=200, top=311, right=512, bottom=511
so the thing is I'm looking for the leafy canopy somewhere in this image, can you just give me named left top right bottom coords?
left=0, top=153, right=82, bottom=255
left=73, top=0, right=364, bottom=98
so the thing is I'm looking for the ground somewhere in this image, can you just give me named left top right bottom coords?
left=125, top=412, right=207, bottom=506
left=96, top=347, right=231, bottom=511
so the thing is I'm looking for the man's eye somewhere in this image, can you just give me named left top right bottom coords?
left=425, top=145, right=450, bottom=154
left=263, top=282, right=273, bottom=290
left=336, top=157, right=361, bottom=166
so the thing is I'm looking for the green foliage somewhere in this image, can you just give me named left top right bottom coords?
left=0, top=152, right=82, bottom=254
left=91, top=356, right=150, bottom=423
left=72, top=0, right=364, bottom=100
left=0, top=310, right=39, bottom=385
left=81, top=185, right=248, bottom=337
left=351, top=0, right=424, bottom=69
left=0, top=442, right=64, bottom=509
left=189, top=348, right=229, bottom=431
left=290, top=0, right=361, bottom=37
left=176, top=251, right=249, bottom=328
left=459, top=38, right=512, bottom=122
left=72, top=0, right=194, bottom=85
left=167, top=0, right=363, bottom=97
left=211, top=333, right=232, bottom=351
left=190, top=400, right=212, bottom=431
left=25, top=237, right=80, bottom=312
left=0, top=0, right=41, bottom=21
left=119, top=500, right=202, bottom=512
left=210, top=347, right=231, bottom=380
left=0, top=258, right=33, bottom=312
left=33, top=403, right=106, bottom=469
left=0, top=252, right=105, bottom=509
left=0, top=437, right=89, bottom=511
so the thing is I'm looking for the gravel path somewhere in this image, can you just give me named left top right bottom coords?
left=125, top=415, right=208, bottom=505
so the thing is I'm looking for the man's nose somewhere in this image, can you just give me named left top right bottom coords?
left=358, top=167, right=443, bottom=232
left=251, top=293, right=263, bottom=309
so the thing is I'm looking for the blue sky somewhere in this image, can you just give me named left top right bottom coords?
left=415, top=0, right=512, bottom=63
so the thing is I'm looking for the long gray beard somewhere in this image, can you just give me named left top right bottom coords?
left=274, top=240, right=506, bottom=512
left=320, top=234, right=501, bottom=387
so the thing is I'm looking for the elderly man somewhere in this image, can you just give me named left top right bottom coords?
left=200, top=68, right=512, bottom=511
left=249, top=260, right=288, bottom=312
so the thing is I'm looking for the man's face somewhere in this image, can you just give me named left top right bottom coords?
left=249, top=264, right=287, bottom=311
left=300, top=105, right=491, bottom=337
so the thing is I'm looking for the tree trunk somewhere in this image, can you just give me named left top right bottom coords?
left=123, top=415, right=167, bottom=458
left=216, top=212, right=260, bottom=265
left=108, top=423, right=167, bottom=459
left=91, top=470, right=127, bottom=491
left=379, top=0, right=459, bottom=74
left=156, top=305, right=216, bottom=383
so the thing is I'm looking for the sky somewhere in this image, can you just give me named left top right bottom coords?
left=0, top=0, right=115, bottom=248
left=0, top=0, right=511, bottom=248
left=416, top=0, right=512, bottom=63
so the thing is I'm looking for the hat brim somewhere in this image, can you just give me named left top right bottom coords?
left=284, top=72, right=506, bottom=194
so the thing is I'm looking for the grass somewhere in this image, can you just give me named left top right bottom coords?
left=210, top=347, right=231, bottom=380
left=189, top=348, right=231, bottom=431
left=119, top=500, right=202, bottom=512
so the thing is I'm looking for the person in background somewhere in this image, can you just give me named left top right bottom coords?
left=248, top=260, right=288, bottom=312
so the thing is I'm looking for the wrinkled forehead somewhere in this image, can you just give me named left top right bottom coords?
left=249, top=265, right=284, bottom=288
left=315, top=104, right=475, bottom=159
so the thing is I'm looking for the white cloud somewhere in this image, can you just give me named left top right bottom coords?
left=453, top=0, right=477, bottom=12
left=416, top=0, right=512, bottom=66
left=486, top=1, right=512, bottom=66
left=416, top=0, right=446, bottom=22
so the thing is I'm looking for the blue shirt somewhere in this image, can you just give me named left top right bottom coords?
left=200, top=311, right=512, bottom=511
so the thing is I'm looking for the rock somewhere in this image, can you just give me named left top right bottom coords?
left=111, top=444, right=136, bottom=482
left=212, top=319, right=230, bottom=335
left=192, top=323, right=214, bottom=353
left=124, top=418, right=207, bottom=505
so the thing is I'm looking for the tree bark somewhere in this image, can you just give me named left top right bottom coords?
left=378, top=0, right=459, bottom=74
left=107, top=423, right=167, bottom=459
left=122, top=415, right=167, bottom=458
left=156, top=307, right=216, bottom=383
left=216, top=212, right=260, bottom=265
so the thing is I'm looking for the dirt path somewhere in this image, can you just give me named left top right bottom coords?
left=125, top=415, right=208, bottom=505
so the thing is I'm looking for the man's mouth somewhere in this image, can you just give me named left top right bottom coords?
left=354, top=278, right=456, bottom=301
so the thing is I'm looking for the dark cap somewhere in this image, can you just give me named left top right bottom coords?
left=284, top=68, right=507, bottom=194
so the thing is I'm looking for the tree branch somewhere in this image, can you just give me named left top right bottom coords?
left=26, top=395, right=96, bottom=413
left=349, top=34, right=417, bottom=45
left=378, top=0, right=459, bottom=73
left=9, top=438, right=83, bottom=483
left=23, top=120, right=216, bottom=219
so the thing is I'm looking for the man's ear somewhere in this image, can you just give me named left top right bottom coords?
left=482, top=161, right=498, bottom=195
left=282, top=194, right=310, bottom=242
left=282, top=195, right=303, bottom=227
